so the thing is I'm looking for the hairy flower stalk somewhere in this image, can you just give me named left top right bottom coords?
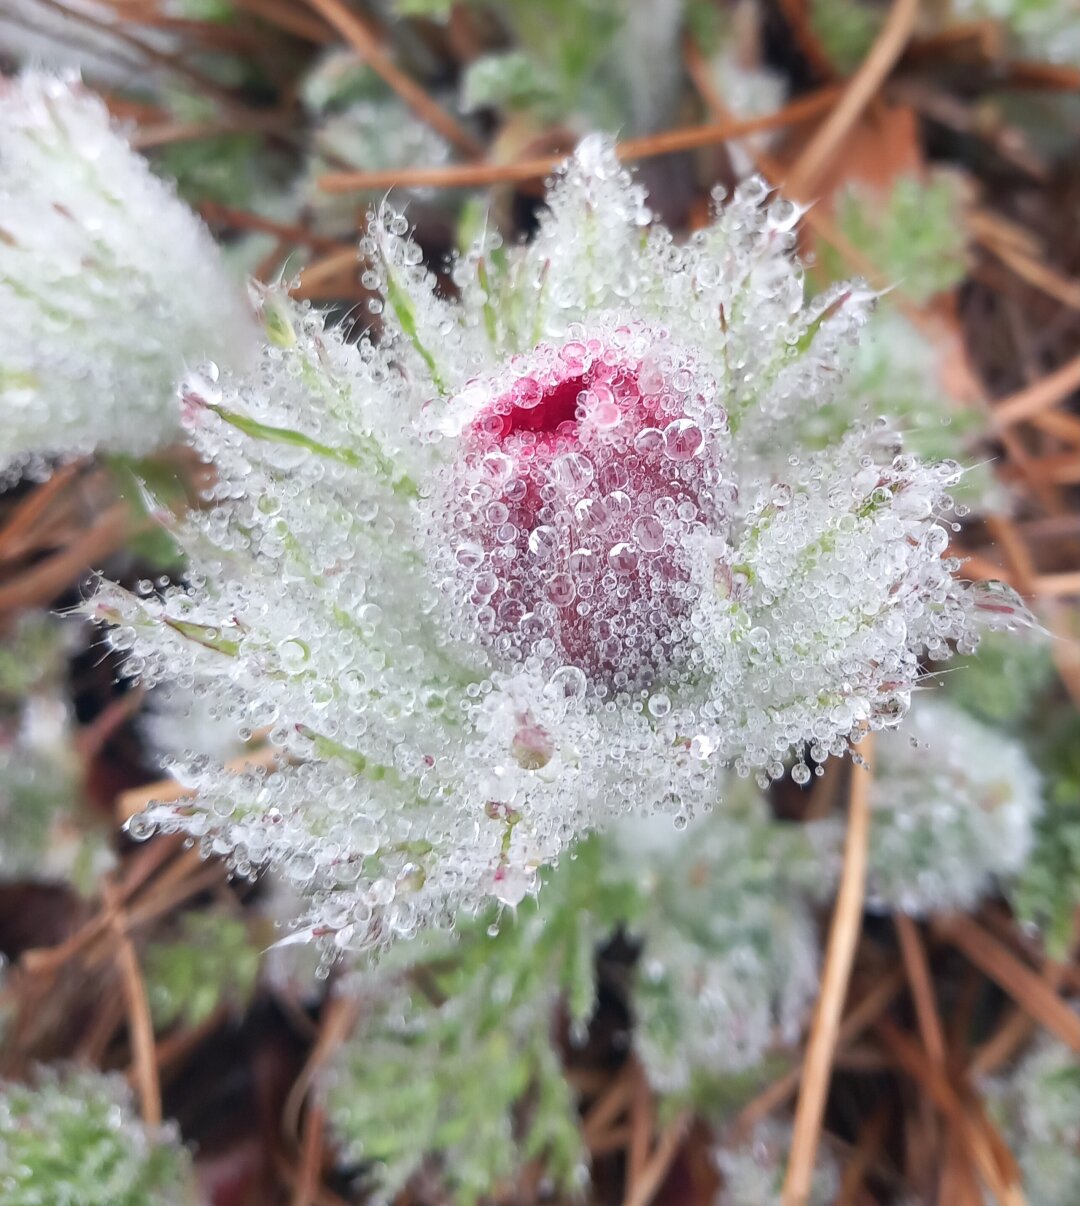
left=88, top=134, right=1025, bottom=953
left=322, top=793, right=827, bottom=1201
left=0, top=72, right=253, bottom=478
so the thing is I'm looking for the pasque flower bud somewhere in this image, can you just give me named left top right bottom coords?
left=456, top=321, right=727, bottom=684
left=82, top=134, right=1028, bottom=955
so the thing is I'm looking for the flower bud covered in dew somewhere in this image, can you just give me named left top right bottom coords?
left=0, top=72, right=254, bottom=479
left=86, top=134, right=1030, bottom=956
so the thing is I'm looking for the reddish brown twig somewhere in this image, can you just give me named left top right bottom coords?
left=104, top=883, right=161, bottom=1126
left=304, top=0, right=482, bottom=158
left=784, top=739, right=874, bottom=1205
left=317, top=88, right=843, bottom=194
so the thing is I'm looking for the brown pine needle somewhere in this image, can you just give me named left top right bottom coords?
left=735, top=966, right=905, bottom=1134
left=317, top=88, right=843, bottom=194
left=292, top=1102, right=328, bottom=1206
left=283, top=995, right=362, bottom=1144
left=304, top=0, right=482, bottom=159
left=969, top=1008, right=1039, bottom=1079
left=293, top=248, right=367, bottom=300
left=0, top=459, right=87, bottom=564
left=981, top=239, right=1080, bottom=311
left=837, top=1108, right=888, bottom=1206
left=783, top=738, right=874, bottom=1206
left=877, top=1020, right=1025, bottom=1205
left=199, top=202, right=348, bottom=254
left=627, top=1060, right=655, bottom=1190
left=622, top=1110, right=691, bottom=1206
left=0, top=502, right=132, bottom=615
left=991, top=351, right=1080, bottom=428
left=104, top=884, right=161, bottom=1126
left=785, top=0, right=921, bottom=198
left=582, top=1061, right=634, bottom=1143
left=1003, top=61, right=1080, bottom=90
left=1034, top=572, right=1080, bottom=598
left=896, top=915, right=946, bottom=1068
left=229, top=0, right=335, bottom=43
left=936, top=915, right=1080, bottom=1055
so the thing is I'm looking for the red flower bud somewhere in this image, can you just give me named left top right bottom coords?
left=453, top=323, right=730, bottom=687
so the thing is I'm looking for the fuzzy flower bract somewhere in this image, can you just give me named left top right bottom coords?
left=90, top=134, right=1022, bottom=954
left=0, top=72, right=253, bottom=478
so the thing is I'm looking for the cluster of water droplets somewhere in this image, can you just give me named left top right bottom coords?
left=83, top=134, right=1020, bottom=954
left=0, top=72, right=254, bottom=477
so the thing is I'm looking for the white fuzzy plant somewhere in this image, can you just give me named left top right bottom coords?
left=983, top=1035, right=1080, bottom=1205
left=0, top=71, right=253, bottom=479
left=613, top=790, right=827, bottom=1096
left=714, top=1118, right=840, bottom=1205
left=0, top=1066, right=195, bottom=1206
left=75, top=127, right=1028, bottom=956
left=0, top=617, right=114, bottom=893
left=864, top=698, right=1042, bottom=916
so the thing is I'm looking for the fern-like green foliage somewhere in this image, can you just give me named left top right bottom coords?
left=325, top=794, right=830, bottom=1200
left=1012, top=707, right=1080, bottom=958
left=824, top=173, right=969, bottom=306
left=0, top=615, right=65, bottom=701
left=0, top=618, right=112, bottom=893
left=808, top=0, right=883, bottom=74
left=143, top=910, right=262, bottom=1030
left=325, top=836, right=635, bottom=1204
left=946, top=631, right=1056, bottom=728
left=397, top=0, right=685, bottom=133
left=0, top=1067, right=195, bottom=1206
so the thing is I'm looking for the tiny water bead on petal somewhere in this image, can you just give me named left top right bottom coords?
left=441, top=321, right=731, bottom=684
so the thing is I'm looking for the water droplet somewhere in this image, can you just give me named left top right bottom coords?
left=528, top=525, right=560, bottom=560
left=632, top=515, right=665, bottom=552
left=608, top=543, right=639, bottom=574
left=551, top=452, right=594, bottom=492
left=545, top=573, right=576, bottom=606
left=544, top=665, right=587, bottom=702
left=662, top=418, right=704, bottom=460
